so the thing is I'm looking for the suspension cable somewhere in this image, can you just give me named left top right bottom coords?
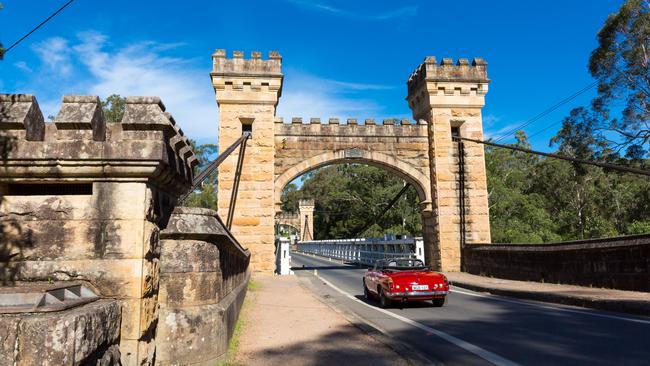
left=453, top=136, right=650, bottom=177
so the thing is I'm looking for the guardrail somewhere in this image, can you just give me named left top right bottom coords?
left=296, top=237, right=425, bottom=266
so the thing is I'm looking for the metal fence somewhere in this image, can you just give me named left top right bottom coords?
left=296, top=237, right=425, bottom=266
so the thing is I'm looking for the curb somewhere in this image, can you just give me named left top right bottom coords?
left=450, top=280, right=650, bottom=317
left=295, top=273, right=440, bottom=366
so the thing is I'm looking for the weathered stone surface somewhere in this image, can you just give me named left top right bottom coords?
left=160, top=239, right=220, bottom=273
left=157, top=207, right=250, bottom=365
left=156, top=274, right=248, bottom=366
left=0, top=299, right=121, bottom=366
left=0, top=94, right=45, bottom=141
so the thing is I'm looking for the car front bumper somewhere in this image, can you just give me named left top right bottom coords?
left=385, top=290, right=448, bottom=299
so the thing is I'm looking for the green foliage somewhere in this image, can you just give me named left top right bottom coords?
left=628, top=220, right=650, bottom=234
left=281, top=164, right=422, bottom=240
left=487, top=129, right=650, bottom=243
left=101, top=94, right=126, bottom=122
left=184, top=141, right=219, bottom=210
left=588, top=0, right=650, bottom=157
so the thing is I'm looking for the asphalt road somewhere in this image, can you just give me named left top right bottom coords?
left=290, top=251, right=650, bottom=366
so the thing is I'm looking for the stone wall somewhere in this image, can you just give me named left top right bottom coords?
left=462, top=234, right=650, bottom=292
left=0, top=94, right=197, bottom=365
left=157, top=207, right=250, bottom=365
left=0, top=300, right=122, bottom=365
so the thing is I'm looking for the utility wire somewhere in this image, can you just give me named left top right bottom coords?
left=3, top=0, right=75, bottom=56
left=492, top=80, right=599, bottom=143
left=454, top=136, right=650, bottom=177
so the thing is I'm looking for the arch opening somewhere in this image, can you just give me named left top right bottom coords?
left=276, top=155, right=430, bottom=241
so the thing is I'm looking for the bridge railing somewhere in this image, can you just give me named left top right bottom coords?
left=296, top=237, right=425, bottom=266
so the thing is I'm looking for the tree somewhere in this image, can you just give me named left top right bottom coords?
left=101, top=94, right=125, bottom=122
left=183, top=141, right=219, bottom=210
left=280, top=164, right=422, bottom=240
left=588, top=0, right=650, bottom=157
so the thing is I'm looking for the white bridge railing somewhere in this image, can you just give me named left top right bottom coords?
left=296, top=237, right=425, bottom=266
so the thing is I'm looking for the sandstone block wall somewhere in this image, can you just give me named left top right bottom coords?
left=274, top=120, right=432, bottom=212
left=0, top=94, right=196, bottom=366
left=157, top=207, right=250, bottom=365
left=0, top=300, right=122, bottom=365
left=462, top=234, right=650, bottom=292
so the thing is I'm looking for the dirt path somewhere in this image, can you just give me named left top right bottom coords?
left=233, top=274, right=408, bottom=366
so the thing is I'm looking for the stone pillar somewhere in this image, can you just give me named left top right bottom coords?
left=211, top=50, right=283, bottom=272
left=298, top=199, right=315, bottom=241
left=407, top=57, right=491, bottom=271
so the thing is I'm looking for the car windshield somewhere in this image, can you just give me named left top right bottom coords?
left=382, top=259, right=426, bottom=271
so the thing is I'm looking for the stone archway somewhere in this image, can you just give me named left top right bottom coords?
left=274, top=150, right=432, bottom=214
left=213, top=49, right=492, bottom=272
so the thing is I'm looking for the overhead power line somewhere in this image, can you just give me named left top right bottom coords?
left=3, top=0, right=75, bottom=56
left=453, top=136, right=650, bottom=177
left=492, top=80, right=599, bottom=143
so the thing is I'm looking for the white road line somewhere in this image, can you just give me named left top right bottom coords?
left=451, top=288, right=650, bottom=325
left=293, top=253, right=650, bottom=326
left=312, top=271, right=521, bottom=366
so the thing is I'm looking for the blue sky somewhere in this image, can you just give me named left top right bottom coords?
left=1, top=0, right=623, bottom=148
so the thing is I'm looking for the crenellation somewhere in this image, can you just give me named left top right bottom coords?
left=364, top=118, right=375, bottom=125
left=329, top=118, right=340, bottom=125
left=310, top=117, right=321, bottom=124
left=0, top=93, right=46, bottom=141
left=292, top=117, right=303, bottom=124
left=347, top=118, right=357, bottom=125
left=211, top=49, right=282, bottom=75
left=406, top=56, right=489, bottom=97
left=55, top=95, right=106, bottom=141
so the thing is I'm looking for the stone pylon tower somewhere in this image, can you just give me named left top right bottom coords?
left=211, top=50, right=283, bottom=271
left=298, top=199, right=315, bottom=241
left=407, top=57, right=491, bottom=271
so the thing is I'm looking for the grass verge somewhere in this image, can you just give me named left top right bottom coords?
left=216, top=278, right=259, bottom=366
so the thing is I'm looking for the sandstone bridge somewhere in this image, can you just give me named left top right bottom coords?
left=1, top=50, right=648, bottom=366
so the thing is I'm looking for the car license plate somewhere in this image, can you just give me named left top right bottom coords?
left=412, top=284, right=428, bottom=291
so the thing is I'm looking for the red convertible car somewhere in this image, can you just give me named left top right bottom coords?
left=363, top=258, right=449, bottom=308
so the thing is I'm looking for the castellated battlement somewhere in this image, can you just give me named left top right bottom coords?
left=211, top=49, right=283, bottom=105
left=275, top=117, right=422, bottom=126
left=407, top=56, right=489, bottom=96
left=274, top=116, right=428, bottom=138
left=211, top=49, right=282, bottom=75
left=0, top=94, right=197, bottom=195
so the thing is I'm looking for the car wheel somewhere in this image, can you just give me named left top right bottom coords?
left=379, top=288, right=391, bottom=309
left=363, top=280, right=371, bottom=300
left=432, top=297, right=446, bottom=307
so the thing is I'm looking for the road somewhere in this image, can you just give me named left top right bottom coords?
left=290, top=252, right=650, bottom=366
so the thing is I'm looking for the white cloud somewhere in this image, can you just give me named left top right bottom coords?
left=286, top=0, right=417, bottom=21
left=484, top=122, right=523, bottom=140
left=22, top=31, right=402, bottom=141
left=14, top=61, right=33, bottom=73
left=277, top=71, right=389, bottom=120
left=29, top=32, right=218, bottom=141
left=32, top=37, right=72, bottom=77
